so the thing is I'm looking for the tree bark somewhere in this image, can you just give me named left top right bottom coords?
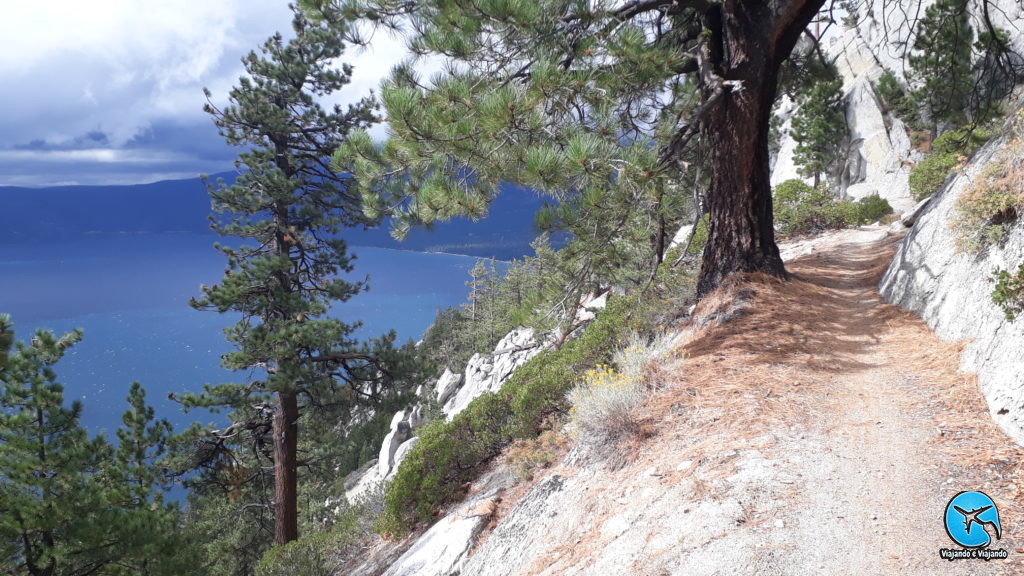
left=272, top=390, right=299, bottom=545
left=695, top=0, right=824, bottom=297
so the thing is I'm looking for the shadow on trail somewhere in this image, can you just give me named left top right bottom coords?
left=683, top=233, right=906, bottom=377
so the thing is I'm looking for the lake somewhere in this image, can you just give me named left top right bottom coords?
left=0, top=233, right=493, bottom=433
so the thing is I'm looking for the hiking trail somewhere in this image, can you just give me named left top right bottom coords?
left=459, top=227, right=1024, bottom=576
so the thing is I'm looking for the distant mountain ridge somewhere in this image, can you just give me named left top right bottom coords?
left=0, top=172, right=545, bottom=260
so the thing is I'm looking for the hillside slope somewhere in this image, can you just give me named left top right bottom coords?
left=420, top=228, right=1024, bottom=575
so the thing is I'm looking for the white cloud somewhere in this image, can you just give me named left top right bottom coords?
left=0, top=1, right=428, bottom=185
left=0, top=148, right=194, bottom=164
left=0, top=0, right=290, bottom=148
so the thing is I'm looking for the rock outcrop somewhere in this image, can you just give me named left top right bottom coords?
left=442, top=327, right=543, bottom=420
left=346, top=408, right=423, bottom=502
left=771, top=24, right=918, bottom=214
left=434, top=369, right=461, bottom=406
left=381, top=470, right=509, bottom=576
left=881, top=133, right=1024, bottom=443
left=344, top=323, right=554, bottom=503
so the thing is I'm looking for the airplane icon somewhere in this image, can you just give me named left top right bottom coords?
left=953, top=505, right=1002, bottom=540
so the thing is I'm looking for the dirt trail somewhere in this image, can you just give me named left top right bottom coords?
left=699, top=228, right=1024, bottom=574
left=462, top=227, right=1024, bottom=576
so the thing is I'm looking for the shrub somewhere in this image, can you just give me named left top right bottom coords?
left=991, top=264, right=1024, bottom=322
left=611, top=331, right=680, bottom=388
left=950, top=137, right=1023, bottom=253
left=376, top=296, right=634, bottom=534
left=910, top=126, right=995, bottom=201
left=854, top=193, right=894, bottom=224
left=256, top=531, right=338, bottom=576
left=909, top=152, right=960, bottom=201
left=773, top=179, right=855, bottom=236
left=506, top=430, right=566, bottom=481
left=567, top=332, right=681, bottom=452
left=567, top=363, right=644, bottom=444
left=255, top=505, right=370, bottom=576
left=933, top=126, right=994, bottom=155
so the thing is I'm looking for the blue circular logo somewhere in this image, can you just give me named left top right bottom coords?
left=944, top=491, right=1001, bottom=549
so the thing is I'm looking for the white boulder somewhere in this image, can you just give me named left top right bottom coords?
left=435, top=368, right=462, bottom=405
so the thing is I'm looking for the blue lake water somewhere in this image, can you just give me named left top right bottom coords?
left=0, top=233, right=491, bottom=433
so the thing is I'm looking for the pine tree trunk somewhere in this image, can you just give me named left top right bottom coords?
left=694, top=0, right=824, bottom=297
left=273, top=390, right=299, bottom=545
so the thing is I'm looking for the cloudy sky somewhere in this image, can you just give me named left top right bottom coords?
left=0, top=1, right=407, bottom=187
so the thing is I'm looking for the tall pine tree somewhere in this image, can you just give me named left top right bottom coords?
left=183, top=6, right=378, bottom=546
left=306, top=0, right=830, bottom=297
left=790, top=71, right=847, bottom=187
left=907, top=0, right=974, bottom=134
left=304, top=0, right=1018, bottom=298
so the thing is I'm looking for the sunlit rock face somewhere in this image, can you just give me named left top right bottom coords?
left=772, top=0, right=1023, bottom=213
left=881, top=134, right=1024, bottom=444
left=442, top=327, right=543, bottom=421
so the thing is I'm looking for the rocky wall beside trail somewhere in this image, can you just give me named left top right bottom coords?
left=880, top=134, right=1024, bottom=444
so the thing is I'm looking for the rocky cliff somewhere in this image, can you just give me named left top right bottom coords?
left=881, top=127, right=1024, bottom=443
left=343, top=292, right=610, bottom=505
left=771, top=24, right=919, bottom=214
left=771, top=0, right=1024, bottom=215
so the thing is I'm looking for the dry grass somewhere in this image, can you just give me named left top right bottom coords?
left=505, top=430, right=569, bottom=481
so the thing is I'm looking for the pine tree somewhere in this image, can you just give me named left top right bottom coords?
left=907, top=0, right=974, bottom=133
left=104, top=383, right=197, bottom=576
left=308, top=0, right=828, bottom=298
left=0, top=318, right=108, bottom=576
left=0, top=317, right=197, bottom=576
left=970, top=27, right=1021, bottom=121
left=790, top=73, right=847, bottom=187
left=183, top=6, right=379, bottom=546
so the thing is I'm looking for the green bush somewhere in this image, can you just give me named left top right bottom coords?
left=377, top=296, right=634, bottom=535
left=909, top=152, right=960, bottom=201
left=992, top=264, right=1024, bottom=322
left=772, top=181, right=893, bottom=235
left=932, top=126, right=994, bottom=155
left=255, top=504, right=372, bottom=576
left=910, top=127, right=994, bottom=201
left=774, top=179, right=856, bottom=236
left=854, top=193, right=894, bottom=223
